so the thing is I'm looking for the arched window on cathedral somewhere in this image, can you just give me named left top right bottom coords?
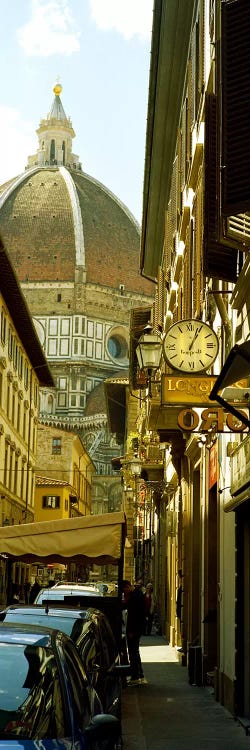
left=50, top=139, right=55, bottom=164
left=62, top=141, right=65, bottom=165
left=47, top=394, right=54, bottom=414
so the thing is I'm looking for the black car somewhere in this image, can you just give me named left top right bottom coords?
left=0, top=604, right=129, bottom=728
left=0, top=621, right=119, bottom=748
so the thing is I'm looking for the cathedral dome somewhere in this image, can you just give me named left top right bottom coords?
left=0, top=86, right=153, bottom=297
left=0, top=85, right=153, bottom=480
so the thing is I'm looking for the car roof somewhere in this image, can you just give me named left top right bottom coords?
left=37, top=586, right=101, bottom=597
left=0, top=620, right=61, bottom=645
left=53, top=583, right=99, bottom=591
left=1, top=604, right=104, bottom=620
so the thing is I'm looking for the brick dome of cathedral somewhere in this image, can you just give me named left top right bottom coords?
left=0, top=83, right=153, bottom=295
left=0, top=167, right=153, bottom=295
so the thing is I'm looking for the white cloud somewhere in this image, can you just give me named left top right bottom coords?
left=89, top=0, right=153, bottom=41
left=17, top=0, right=80, bottom=57
left=0, top=107, right=36, bottom=184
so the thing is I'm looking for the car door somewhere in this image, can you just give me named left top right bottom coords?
left=97, top=615, right=121, bottom=720
left=58, top=637, right=93, bottom=746
left=76, top=621, right=101, bottom=693
left=58, top=638, right=118, bottom=750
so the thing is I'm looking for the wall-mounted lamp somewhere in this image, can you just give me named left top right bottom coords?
left=120, top=454, right=142, bottom=480
left=136, top=323, right=162, bottom=398
left=129, top=456, right=142, bottom=478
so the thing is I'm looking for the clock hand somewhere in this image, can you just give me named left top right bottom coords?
left=188, top=327, right=201, bottom=351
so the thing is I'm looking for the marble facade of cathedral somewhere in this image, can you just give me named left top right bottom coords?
left=0, top=84, right=154, bottom=512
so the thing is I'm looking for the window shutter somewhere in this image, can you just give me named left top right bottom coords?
left=165, top=205, right=173, bottom=287
left=170, top=157, right=178, bottom=239
left=199, top=1, right=205, bottom=97
left=221, top=0, right=250, bottom=215
left=157, top=266, right=165, bottom=331
left=177, top=128, right=182, bottom=224
left=181, top=97, right=187, bottom=186
left=189, top=33, right=196, bottom=130
left=203, top=93, right=238, bottom=282
left=193, top=187, right=203, bottom=319
left=187, top=63, right=192, bottom=173
left=183, top=247, right=190, bottom=320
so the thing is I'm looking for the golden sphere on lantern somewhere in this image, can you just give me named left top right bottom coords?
left=53, top=83, right=62, bottom=96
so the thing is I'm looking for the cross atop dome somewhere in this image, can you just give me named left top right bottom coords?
left=26, top=83, right=82, bottom=171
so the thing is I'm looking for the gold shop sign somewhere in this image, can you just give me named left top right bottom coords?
left=161, top=375, right=248, bottom=406
left=162, top=375, right=218, bottom=405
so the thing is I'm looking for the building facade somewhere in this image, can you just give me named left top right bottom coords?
left=0, top=235, right=53, bottom=600
left=35, top=423, right=95, bottom=521
left=121, top=0, right=250, bottom=721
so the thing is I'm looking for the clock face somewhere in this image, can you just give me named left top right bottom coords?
left=163, top=319, right=219, bottom=373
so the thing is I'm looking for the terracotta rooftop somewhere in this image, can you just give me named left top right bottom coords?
left=36, top=475, right=69, bottom=487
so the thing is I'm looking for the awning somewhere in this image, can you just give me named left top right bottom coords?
left=224, top=482, right=250, bottom=513
left=0, top=511, right=126, bottom=565
left=209, top=341, right=250, bottom=429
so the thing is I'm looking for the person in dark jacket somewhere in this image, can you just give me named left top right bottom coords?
left=29, top=577, right=41, bottom=604
left=122, top=579, right=147, bottom=685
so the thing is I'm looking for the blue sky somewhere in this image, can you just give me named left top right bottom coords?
left=0, top=0, right=154, bottom=223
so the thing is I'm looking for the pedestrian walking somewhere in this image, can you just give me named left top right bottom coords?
left=122, top=579, right=147, bottom=685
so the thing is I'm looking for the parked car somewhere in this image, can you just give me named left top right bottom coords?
left=0, top=621, right=119, bottom=748
left=53, top=582, right=100, bottom=592
left=35, top=583, right=103, bottom=604
left=0, top=604, right=129, bottom=726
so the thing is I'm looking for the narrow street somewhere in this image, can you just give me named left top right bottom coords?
left=122, top=636, right=250, bottom=750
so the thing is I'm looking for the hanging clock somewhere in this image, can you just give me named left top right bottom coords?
left=163, top=319, right=219, bottom=373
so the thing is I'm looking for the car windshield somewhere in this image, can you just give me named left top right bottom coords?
left=0, top=642, right=65, bottom=739
left=3, top=611, right=89, bottom=643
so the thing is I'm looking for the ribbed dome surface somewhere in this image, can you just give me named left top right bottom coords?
left=0, top=169, right=75, bottom=281
left=0, top=166, right=153, bottom=295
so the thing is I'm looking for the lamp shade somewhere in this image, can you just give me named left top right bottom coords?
left=136, top=326, right=162, bottom=371
left=129, top=457, right=142, bottom=477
